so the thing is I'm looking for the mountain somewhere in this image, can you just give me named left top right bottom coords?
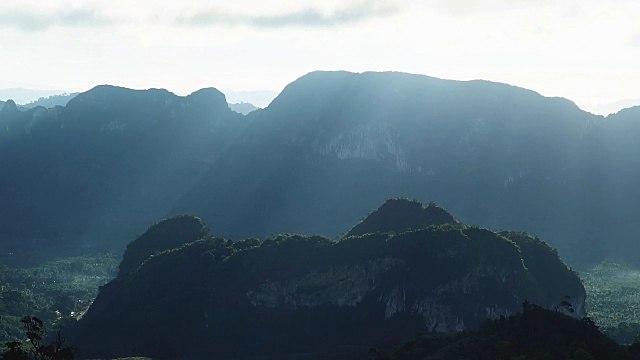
left=345, top=198, right=459, bottom=237
left=0, top=85, right=248, bottom=266
left=223, top=89, right=279, bottom=108
left=172, top=71, right=612, bottom=265
left=1, top=99, right=18, bottom=113
left=69, top=199, right=584, bottom=359
left=19, top=92, right=79, bottom=109
left=0, top=88, right=70, bottom=105
left=592, top=98, right=640, bottom=116
left=229, top=102, right=259, bottom=115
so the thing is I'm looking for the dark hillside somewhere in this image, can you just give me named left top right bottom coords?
left=70, top=200, right=584, bottom=359
left=377, top=302, right=633, bottom=360
left=345, top=198, right=458, bottom=237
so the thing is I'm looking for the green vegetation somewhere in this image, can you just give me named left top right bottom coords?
left=582, top=260, right=640, bottom=344
left=1, top=202, right=638, bottom=358
left=0, top=254, right=118, bottom=349
left=1, top=316, right=77, bottom=359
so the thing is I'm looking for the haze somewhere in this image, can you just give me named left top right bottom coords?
left=1, top=0, right=640, bottom=114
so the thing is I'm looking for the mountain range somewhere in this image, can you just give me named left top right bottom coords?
left=0, top=88, right=70, bottom=105
left=1, top=71, right=640, bottom=267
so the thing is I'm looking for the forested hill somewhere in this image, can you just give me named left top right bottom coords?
left=2, top=71, right=640, bottom=267
left=69, top=199, right=585, bottom=359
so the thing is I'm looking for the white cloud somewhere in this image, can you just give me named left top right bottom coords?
left=629, top=32, right=640, bottom=48
left=0, top=0, right=639, bottom=112
left=175, top=2, right=397, bottom=28
left=0, top=6, right=116, bottom=31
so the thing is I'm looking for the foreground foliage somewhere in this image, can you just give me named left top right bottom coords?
left=1, top=316, right=77, bottom=360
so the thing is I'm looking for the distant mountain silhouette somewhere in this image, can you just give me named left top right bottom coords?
left=1, top=99, right=18, bottom=113
left=69, top=200, right=584, bottom=359
left=223, top=89, right=278, bottom=108
left=0, top=88, right=70, bottom=105
left=229, top=102, right=259, bottom=115
left=2, top=71, right=640, bottom=266
left=19, top=92, right=79, bottom=109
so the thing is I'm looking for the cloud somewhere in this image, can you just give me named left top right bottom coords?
left=0, top=7, right=115, bottom=32
left=427, top=0, right=552, bottom=16
left=176, top=2, right=397, bottom=28
left=630, top=32, right=640, bottom=48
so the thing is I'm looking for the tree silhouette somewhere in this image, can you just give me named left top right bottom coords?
left=554, top=295, right=575, bottom=314
left=1, top=316, right=77, bottom=360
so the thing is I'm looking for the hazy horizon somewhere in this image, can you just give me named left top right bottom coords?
left=2, top=73, right=639, bottom=116
left=2, top=1, right=640, bottom=115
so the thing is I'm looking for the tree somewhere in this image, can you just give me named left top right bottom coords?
left=1, top=316, right=77, bottom=360
left=554, top=295, right=575, bottom=314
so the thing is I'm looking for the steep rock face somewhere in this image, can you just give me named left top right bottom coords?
left=70, top=200, right=584, bottom=359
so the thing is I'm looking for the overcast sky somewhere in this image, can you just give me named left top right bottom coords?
left=1, top=0, right=639, bottom=114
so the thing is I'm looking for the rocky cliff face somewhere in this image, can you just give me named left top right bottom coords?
left=70, top=199, right=585, bottom=359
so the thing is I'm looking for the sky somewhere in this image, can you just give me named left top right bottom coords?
left=1, top=0, right=640, bottom=113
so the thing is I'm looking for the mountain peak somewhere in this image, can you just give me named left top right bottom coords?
left=1, top=99, right=18, bottom=113
left=345, top=198, right=458, bottom=237
left=185, top=87, right=228, bottom=113
left=66, top=85, right=177, bottom=110
left=118, top=214, right=210, bottom=277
